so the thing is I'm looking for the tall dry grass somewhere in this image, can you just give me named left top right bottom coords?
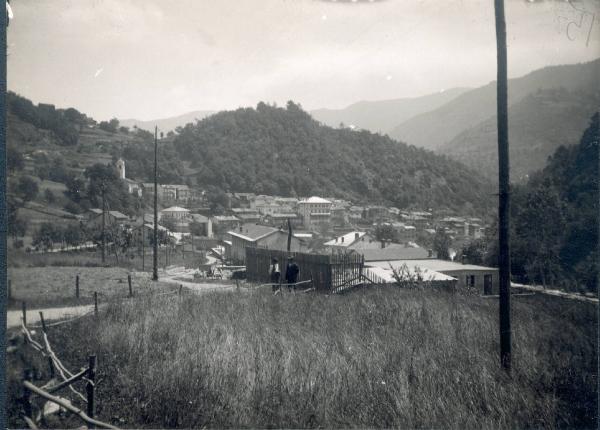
left=9, top=288, right=597, bottom=429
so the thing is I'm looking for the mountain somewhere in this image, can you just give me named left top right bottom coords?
left=439, top=87, right=600, bottom=181
left=310, top=87, right=469, bottom=133
left=388, top=59, right=600, bottom=152
left=171, top=101, right=493, bottom=213
left=120, top=110, right=215, bottom=133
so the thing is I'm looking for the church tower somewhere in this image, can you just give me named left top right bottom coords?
left=116, top=158, right=126, bottom=180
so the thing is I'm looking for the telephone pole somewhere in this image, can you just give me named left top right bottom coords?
left=101, top=186, right=106, bottom=264
left=495, top=0, right=511, bottom=370
left=152, top=126, right=159, bottom=281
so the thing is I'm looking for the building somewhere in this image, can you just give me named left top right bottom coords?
left=392, top=223, right=417, bottom=243
left=160, top=206, right=190, bottom=220
left=263, top=213, right=301, bottom=228
left=226, top=223, right=307, bottom=263
left=86, top=209, right=130, bottom=229
left=190, top=213, right=213, bottom=238
left=298, top=196, right=332, bottom=230
left=212, top=215, right=241, bottom=235
left=366, top=259, right=499, bottom=294
left=116, top=158, right=142, bottom=197
left=141, top=183, right=193, bottom=203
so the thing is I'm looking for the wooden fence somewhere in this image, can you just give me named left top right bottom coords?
left=18, top=309, right=118, bottom=429
left=245, top=247, right=365, bottom=292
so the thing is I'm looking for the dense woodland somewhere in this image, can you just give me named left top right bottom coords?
left=172, top=101, right=493, bottom=212
left=464, top=114, right=599, bottom=292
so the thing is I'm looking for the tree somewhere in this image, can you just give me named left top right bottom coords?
left=433, top=228, right=451, bottom=260
left=461, top=239, right=487, bottom=265
left=9, top=218, right=28, bottom=247
left=33, top=222, right=58, bottom=250
left=64, top=175, right=85, bottom=204
left=17, top=176, right=39, bottom=203
left=7, top=145, right=24, bottom=173
left=44, top=189, right=55, bottom=204
left=98, top=118, right=120, bottom=133
left=161, top=217, right=177, bottom=232
left=189, top=220, right=207, bottom=236
left=374, top=223, right=396, bottom=242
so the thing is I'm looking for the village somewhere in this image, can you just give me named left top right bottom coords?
left=63, top=157, right=499, bottom=295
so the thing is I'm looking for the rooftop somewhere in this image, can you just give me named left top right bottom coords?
left=108, top=210, right=128, bottom=219
left=299, top=196, right=332, bottom=204
left=162, top=206, right=190, bottom=212
left=355, top=245, right=431, bottom=262
left=228, top=223, right=280, bottom=242
left=324, top=231, right=367, bottom=247
left=364, top=265, right=457, bottom=283
left=367, top=259, right=498, bottom=272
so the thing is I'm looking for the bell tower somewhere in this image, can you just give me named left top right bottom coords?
left=116, top=158, right=126, bottom=180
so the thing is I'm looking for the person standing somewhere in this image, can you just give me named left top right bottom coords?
left=285, top=256, right=300, bottom=291
left=270, top=257, right=281, bottom=292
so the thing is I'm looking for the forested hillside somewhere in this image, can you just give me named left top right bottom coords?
left=475, top=114, right=598, bottom=292
left=173, top=101, right=493, bottom=212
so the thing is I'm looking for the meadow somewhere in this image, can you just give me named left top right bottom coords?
left=7, top=266, right=179, bottom=309
left=7, top=286, right=597, bottom=429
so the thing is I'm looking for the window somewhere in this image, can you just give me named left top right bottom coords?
left=466, top=275, right=475, bottom=288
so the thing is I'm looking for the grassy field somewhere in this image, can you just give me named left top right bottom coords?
left=7, top=287, right=597, bottom=429
left=7, top=266, right=179, bottom=309
left=9, top=247, right=206, bottom=274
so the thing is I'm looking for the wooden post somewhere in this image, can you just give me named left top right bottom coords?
left=76, top=275, right=80, bottom=298
left=94, top=292, right=98, bottom=314
left=128, top=274, right=133, bottom=298
left=141, top=221, right=145, bottom=272
left=152, top=126, right=159, bottom=281
left=101, top=188, right=106, bottom=264
left=22, top=301, right=26, bottom=327
left=39, top=311, right=47, bottom=333
left=87, top=355, right=96, bottom=426
left=8, top=279, right=12, bottom=301
left=495, top=0, right=511, bottom=371
left=23, top=369, right=33, bottom=421
left=179, top=284, right=183, bottom=296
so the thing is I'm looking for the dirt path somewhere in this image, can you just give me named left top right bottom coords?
left=7, top=304, right=95, bottom=329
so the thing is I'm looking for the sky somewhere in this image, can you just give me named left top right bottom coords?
left=7, top=0, right=600, bottom=121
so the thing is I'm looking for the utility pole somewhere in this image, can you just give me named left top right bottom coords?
left=101, top=186, right=106, bottom=264
left=287, top=218, right=293, bottom=252
left=495, top=0, right=511, bottom=370
left=152, top=126, right=159, bottom=281
left=141, top=219, right=145, bottom=271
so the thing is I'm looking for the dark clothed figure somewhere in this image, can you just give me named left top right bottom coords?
left=285, top=259, right=300, bottom=290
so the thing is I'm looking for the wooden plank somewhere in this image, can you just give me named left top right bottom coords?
left=23, top=381, right=118, bottom=430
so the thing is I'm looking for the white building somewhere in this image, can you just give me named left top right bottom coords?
left=298, top=196, right=332, bottom=230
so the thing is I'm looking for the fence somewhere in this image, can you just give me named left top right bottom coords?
left=19, top=311, right=118, bottom=429
left=245, top=247, right=365, bottom=292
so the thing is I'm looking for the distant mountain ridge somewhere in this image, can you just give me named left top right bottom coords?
left=120, top=110, right=215, bottom=133
left=389, top=59, right=600, bottom=151
left=310, top=87, right=469, bottom=133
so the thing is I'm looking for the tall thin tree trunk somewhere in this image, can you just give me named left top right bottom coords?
left=495, top=0, right=511, bottom=370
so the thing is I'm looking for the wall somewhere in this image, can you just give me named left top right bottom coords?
left=441, top=269, right=499, bottom=294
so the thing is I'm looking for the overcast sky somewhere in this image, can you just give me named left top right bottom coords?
left=7, top=0, right=600, bottom=121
